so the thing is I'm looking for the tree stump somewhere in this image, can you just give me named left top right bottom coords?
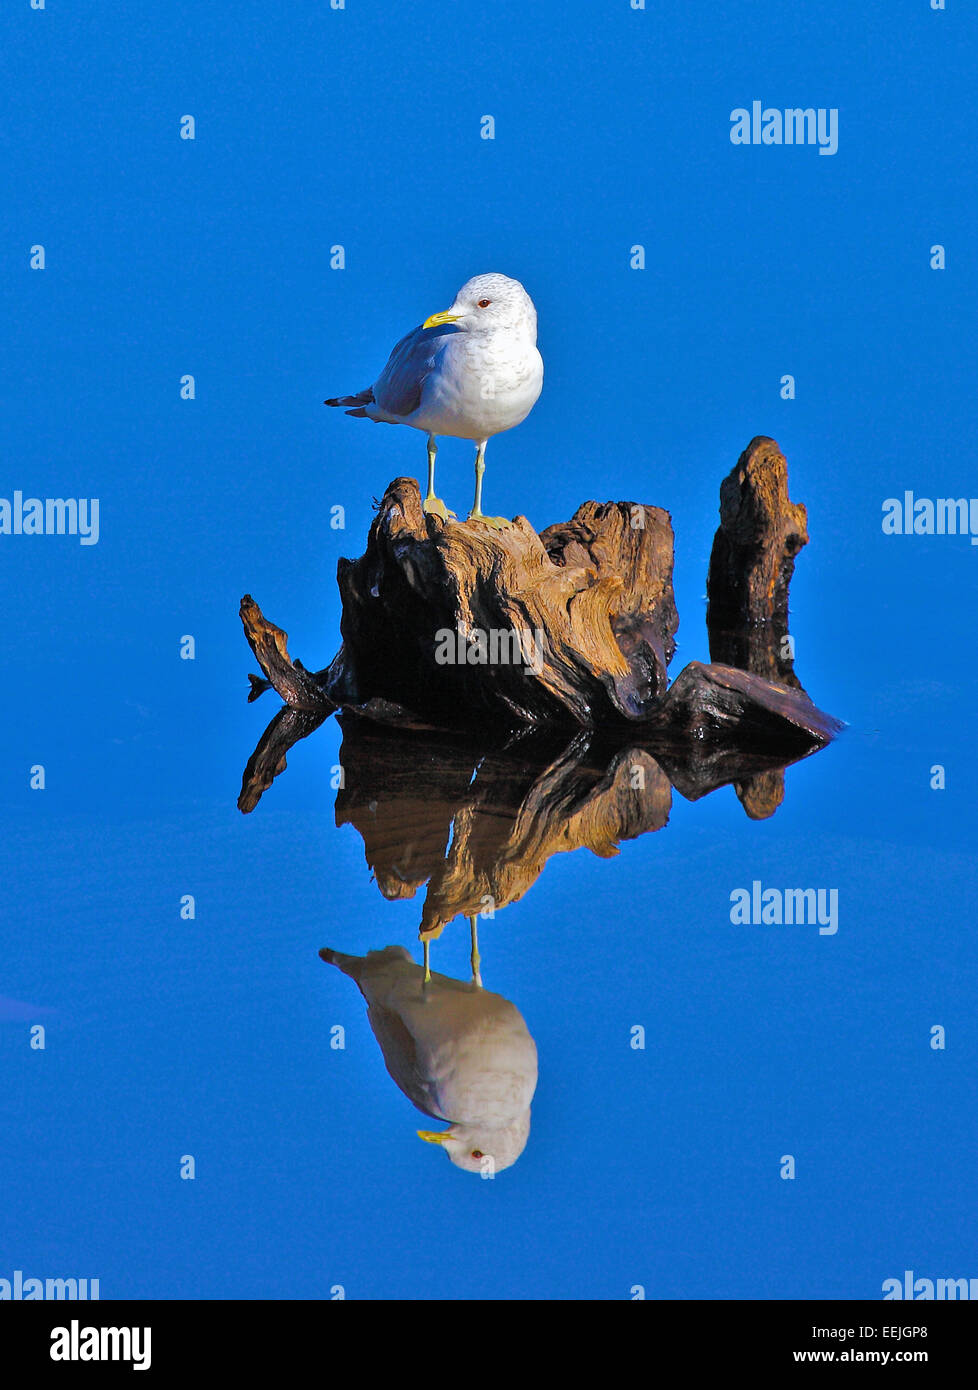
left=238, top=438, right=841, bottom=760
left=322, top=478, right=679, bottom=728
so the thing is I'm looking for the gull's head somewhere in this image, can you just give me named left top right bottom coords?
left=417, top=1113, right=532, bottom=1174
left=422, top=273, right=536, bottom=339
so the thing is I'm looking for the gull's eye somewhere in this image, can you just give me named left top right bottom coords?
left=477, top=299, right=491, bottom=309
left=471, top=1150, right=483, bottom=1159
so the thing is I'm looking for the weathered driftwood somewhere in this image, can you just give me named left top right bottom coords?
left=648, top=662, right=836, bottom=746
left=237, top=438, right=842, bottom=924
left=706, top=435, right=808, bottom=688
left=238, top=430, right=840, bottom=853
left=540, top=501, right=678, bottom=698
left=240, top=454, right=837, bottom=752
left=704, top=436, right=820, bottom=815
left=321, top=479, right=679, bottom=727
left=239, top=596, right=334, bottom=712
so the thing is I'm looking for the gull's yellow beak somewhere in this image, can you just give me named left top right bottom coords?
left=422, top=309, right=461, bottom=331
left=417, top=1129, right=452, bottom=1145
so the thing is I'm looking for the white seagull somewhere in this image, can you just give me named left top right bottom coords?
left=320, top=925, right=538, bottom=1174
left=325, top=272, right=543, bottom=527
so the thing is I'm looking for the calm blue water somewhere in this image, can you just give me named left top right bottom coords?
left=2, top=0, right=976, bottom=1300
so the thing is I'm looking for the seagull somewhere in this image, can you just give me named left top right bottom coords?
left=320, top=921, right=538, bottom=1173
left=324, top=272, right=543, bottom=528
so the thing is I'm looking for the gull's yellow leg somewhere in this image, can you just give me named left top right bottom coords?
left=469, top=915, right=482, bottom=989
left=422, top=434, right=455, bottom=522
left=467, top=439, right=509, bottom=529
left=423, top=935, right=431, bottom=985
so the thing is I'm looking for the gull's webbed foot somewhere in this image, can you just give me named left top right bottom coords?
left=423, top=496, right=456, bottom=523
left=467, top=510, right=511, bottom=530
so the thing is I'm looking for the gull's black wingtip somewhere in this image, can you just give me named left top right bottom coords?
left=325, top=388, right=375, bottom=409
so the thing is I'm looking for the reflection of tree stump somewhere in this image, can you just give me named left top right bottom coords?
left=304, top=713, right=836, bottom=935
left=237, top=706, right=330, bottom=812
left=327, top=721, right=673, bottom=935
left=734, top=767, right=786, bottom=822
left=419, top=743, right=672, bottom=935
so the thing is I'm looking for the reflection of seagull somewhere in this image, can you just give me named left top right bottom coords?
left=320, top=923, right=538, bottom=1173
left=324, top=272, right=543, bottom=528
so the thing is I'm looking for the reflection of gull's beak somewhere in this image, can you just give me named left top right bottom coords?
left=417, top=1129, right=451, bottom=1145
left=422, top=309, right=461, bottom=330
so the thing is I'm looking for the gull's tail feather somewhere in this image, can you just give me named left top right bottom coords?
left=320, top=945, right=413, bottom=982
left=324, top=387, right=374, bottom=411
left=320, top=946, right=362, bottom=980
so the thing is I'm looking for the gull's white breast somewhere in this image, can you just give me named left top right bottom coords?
left=414, top=332, right=543, bottom=441
left=360, top=956, right=538, bottom=1128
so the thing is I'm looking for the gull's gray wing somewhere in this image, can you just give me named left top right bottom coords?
left=365, top=1001, right=445, bottom=1121
left=372, top=324, right=455, bottom=419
